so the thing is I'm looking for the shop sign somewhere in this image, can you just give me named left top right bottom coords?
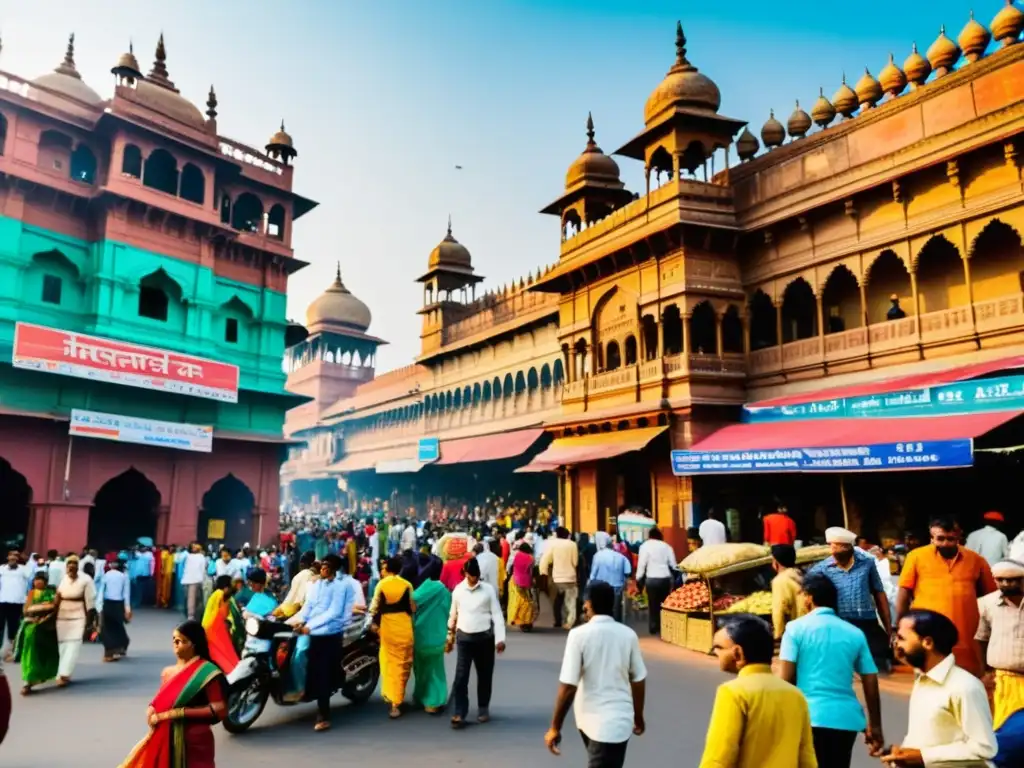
left=743, top=374, right=1024, bottom=423
left=12, top=322, right=239, bottom=403
left=207, top=519, right=226, bottom=540
left=418, top=437, right=440, bottom=463
left=670, top=439, right=974, bottom=475
left=70, top=409, right=213, bottom=453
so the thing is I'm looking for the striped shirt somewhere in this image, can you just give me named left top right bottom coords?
left=975, top=590, right=1024, bottom=672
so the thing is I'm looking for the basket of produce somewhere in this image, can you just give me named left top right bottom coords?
left=436, top=532, right=472, bottom=562
left=679, top=543, right=770, bottom=576
left=662, top=581, right=710, bottom=612
left=660, top=608, right=687, bottom=646
left=718, top=590, right=772, bottom=615
left=795, top=544, right=831, bottom=565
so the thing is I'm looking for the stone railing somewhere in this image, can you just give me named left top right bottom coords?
left=440, top=290, right=558, bottom=346
left=782, top=337, right=823, bottom=368
left=219, top=138, right=285, bottom=176
left=824, top=327, right=869, bottom=363
left=688, top=353, right=746, bottom=375
left=639, top=359, right=664, bottom=381
left=589, top=366, right=638, bottom=393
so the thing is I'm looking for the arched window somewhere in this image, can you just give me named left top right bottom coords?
left=138, top=269, right=182, bottom=322
left=122, top=144, right=142, bottom=178
left=70, top=144, right=97, bottom=184
left=454, top=388, right=462, bottom=408
left=462, top=386, right=472, bottom=407
left=749, top=290, right=778, bottom=349
left=503, top=373, right=514, bottom=398
left=492, top=377, right=502, bottom=399
left=143, top=149, right=178, bottom=195
left=179, top=163, right=205, bottom=204
left=472, top=383, right=482, bottom=404
left=624, top=335, right=638, bottom=366
left=865, top=250, right=912, bottom=323
left=662, top=305, right=683, bottom=354
left=916, top=236, right=964, bottom=313
left=689, top=301, right=718, bottom=354
left=482, top=381, right=492, bottom=402
left=268, top=204, right=286, bottom=240
left=968, top=220, right=1023, bottom=302
left=0, top=112, right=7, bottom=156
left=220, top=296, right=254, bottom=345
left=527, top=368, right=539, bottom=391
left=641, top=315, right=658, bottom=360
left=722, top=306, right=744, bottom=352
left=605, top=341, right=622, bottom=370
left=232, top=193, right=264, bottom=233
left=515, top=371, right=527, bottom=394
left=781, top=278, right=817, bottom=342
left=821, top=265, right=861, bottom=333
left=540, top=363, right=552, bottom=388
left=553, top=359, right=565, bottom=385
left=445, top=391, right=453, bottom=410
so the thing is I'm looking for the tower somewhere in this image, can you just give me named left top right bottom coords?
left=416, top=218, right=484, bottom=356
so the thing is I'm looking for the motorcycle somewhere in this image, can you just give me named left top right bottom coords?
left=223, top=613, right=380, bottom=733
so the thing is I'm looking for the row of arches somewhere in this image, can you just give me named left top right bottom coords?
left=752, top=221, right=1023, bottom=348
left=122, top=145, right=206, bottom=204
left=0, top=459, right=257, bottom=553
left=423, top=360, right=566, bottom=415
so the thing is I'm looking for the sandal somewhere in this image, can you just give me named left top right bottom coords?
left=450, top=716, right=465, bottom=730
left=20, top=686, right=31, bottom=696
left=424, top=706, right=442, bottom=714
left=389, top=707, right=402, bottom=719
left=314, top=720, right=331, bottom=732
left=56, top=677, right=70, bottom=688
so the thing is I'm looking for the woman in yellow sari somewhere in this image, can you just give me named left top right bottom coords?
left=369, top=555, right=415, bottom=719
left=156, top=547, right=176, bottom=609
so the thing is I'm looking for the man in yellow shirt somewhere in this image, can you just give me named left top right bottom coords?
left=699, top=616, right=817, bottom=768
left=770, top=544, right=805, bottom=642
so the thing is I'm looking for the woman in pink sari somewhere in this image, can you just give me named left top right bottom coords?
left=506, top=543, right=537, bottom=631
left=119, top=620, right=226, bottom=768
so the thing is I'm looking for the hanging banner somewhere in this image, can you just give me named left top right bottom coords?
left=670, top=439, right=974, bottom=475
left=743, top=374, right=1024, bottom=423
left=13, top=322, right=239, bottom=403
left=418, top=437, right=440, bottom=463
left=70, top=409, right=213, bottom=453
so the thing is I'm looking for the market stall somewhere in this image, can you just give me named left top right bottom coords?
left=660, top=543, right=830, bottom=653
left=615, top=511, right=655, bottom=545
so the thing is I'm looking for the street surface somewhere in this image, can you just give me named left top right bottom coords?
left=3, top=609, right=908, bottom=768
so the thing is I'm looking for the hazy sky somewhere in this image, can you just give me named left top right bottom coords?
left=1, top=0, right=1004, bottom=367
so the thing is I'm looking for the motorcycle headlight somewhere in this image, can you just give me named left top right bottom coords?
left=245, top=616, right=261, bottom=636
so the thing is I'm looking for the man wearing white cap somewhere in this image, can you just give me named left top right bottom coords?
left=976, top=558, right=1024, bottom=732
left=807, top=527, right=892, bottom=670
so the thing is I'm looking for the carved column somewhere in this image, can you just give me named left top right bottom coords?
left=962, top=243, right=978, bottom=341
left=657, top=313, right=665, bottom=358
left=859, top=278, right=871, bottom=361
left=775, top=301, right=784, bottom=349
left=911, top=268, right=923, bottom=350
left=815, top=292, right=826, bottom=353
left=681, top=309, right=691, bottom=357
left=714, top=313, right=724, bottom=359
left=741, top=313, right=751, bottom=356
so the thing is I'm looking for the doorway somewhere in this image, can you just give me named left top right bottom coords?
left=88, top=468, right=160, bottom=552
left=199, top=474, right=255, bottom=551
left=0, top=458, right=32, bottom=551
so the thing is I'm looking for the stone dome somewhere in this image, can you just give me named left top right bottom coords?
left=428, top=219, right=472, bottom=270
left=927, top=26, right=962, bottom=76
left=904, top=43, right=932, bottom=87
left=879, top=53, right=908, bottom=97
left=643, top=22, right=721, bottom=126
left=130, top=34, right=206, bottom=130
left=112, top=43, right=143, bottom=80
left=811, top=88, right=837, bottom=128
left=267, top=122, right=294, bottom=151
left=735, top=127, right=759, bottom=161
left=958, top=11, right=992, bottom=62
left=832, top=75, right=859, bottom=118
left=305, top=265, right=372, bottom=332
left=855, top=68, right=883, bottom=109
left=760, top=110, right=785, bottom=148
left=565, top=113, right=620, bottom=188
left=787, top=101, right=812, bottom=139
left=33, top=34, right=103, bottom=107
left=992, top=0, right=1024, bottom=47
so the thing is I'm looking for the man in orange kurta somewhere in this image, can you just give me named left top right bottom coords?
left=897, top=518, right=997, bottom=678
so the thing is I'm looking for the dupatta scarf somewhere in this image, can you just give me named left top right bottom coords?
left=118, top=658, right=222, bottom=768
left=200, top=591, right=243, bottom=674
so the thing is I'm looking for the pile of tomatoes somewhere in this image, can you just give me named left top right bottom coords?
left=662, top=580, right=710, bottom=611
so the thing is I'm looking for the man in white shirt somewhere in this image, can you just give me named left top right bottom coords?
left=401, top=519, right=418, bottom=553
left=884, top=608, right=998, bottom=767
left=215, top=548, right=241, bottom=581
left=546, top=580, right=647, bottom=768
left=474, top=542, right=500, bottom=594
left=540, top=528, right=580, bottom=630
left=446, top=557, right=505, bottom=728
left=46, top=550, right=65, bottom=588
left=180, top=542, right=209, bottom=621
left=966, top=512, right=1010, bottom=566
left=1, top=551, right=31, bottom=654
left=698, top=511, right=727, bottom=547
left=636, top=527, right=678, bottom=636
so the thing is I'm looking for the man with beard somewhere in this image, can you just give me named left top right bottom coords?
left=897, top=517, right=997, bottom=678
left=807, top=527, right=892, bottom=670
left=883, top=609, right=997, bottom=766
left=976, top=559, right=1024, bottom=732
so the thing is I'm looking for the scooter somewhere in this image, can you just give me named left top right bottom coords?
left=222, top=613, right=380, bottom=733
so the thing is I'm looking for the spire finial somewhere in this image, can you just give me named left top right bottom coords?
left=335, top=261, right=342, bottom=283
left=585, top=112, right=595, bottom=145
left=206, top=85, right=218, bottom=120
left=675, top=21, right=689, bottom=65
left=149, top=32, right=172, bottom=86
left=280, top=119, right=286, bottom=132
left=129, top=40, right=133, bottom=55
left=56, top=32, right=81, bottom=78
left=446, top=214, right=453, bottom=237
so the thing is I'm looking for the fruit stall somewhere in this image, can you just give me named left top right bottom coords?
left=660, top=542, right=831, bottom=654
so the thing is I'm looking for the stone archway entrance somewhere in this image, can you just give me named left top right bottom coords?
left=0, top=457, right=32, bottom=551
left=198, top=474, right=255, bottom=551
left=88, top=468, right=160, bottom=553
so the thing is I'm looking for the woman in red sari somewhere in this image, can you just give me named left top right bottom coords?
left=119, top=620, right=226, bottom=768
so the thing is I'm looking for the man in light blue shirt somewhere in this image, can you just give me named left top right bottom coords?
left=589, top=533, right=632, bottom=622
left=294, top=554, right=358, bottom=731
left=778, top=573, right=884, bottom=768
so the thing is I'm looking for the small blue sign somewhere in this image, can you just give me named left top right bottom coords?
left=743, top=374, right=1024, bottom=424
left=418, top=437, right=440, bottom=463
left=671, top=439, right=974, bottom=475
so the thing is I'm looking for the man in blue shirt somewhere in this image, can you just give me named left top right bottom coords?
left=295, top=553, right=358, bottom=732
left=589, top=533, right=632, bottom=622
left=779, top=573, right=884, bottom=768
left=807, top=526, right=892, bottom=671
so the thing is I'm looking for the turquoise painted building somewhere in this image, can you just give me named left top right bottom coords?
left=0, top=33, right=315, bottom=553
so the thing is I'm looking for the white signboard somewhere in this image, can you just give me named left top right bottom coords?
left=69, top=409, right=213, bottom=453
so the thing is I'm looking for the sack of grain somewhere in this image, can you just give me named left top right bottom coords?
left=679, top=543, right=769, bottom=575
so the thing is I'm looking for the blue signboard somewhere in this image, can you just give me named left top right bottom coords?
left=743, top=374, right=1024, bottom=424
left=417, top=437, right=440, bottom=463
left=671, top=439, right=974, bottom=475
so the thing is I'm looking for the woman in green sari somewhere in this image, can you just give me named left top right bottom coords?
left=13, top=571, right=59, bottom=694
left=411, top=556, right=450, bottom=713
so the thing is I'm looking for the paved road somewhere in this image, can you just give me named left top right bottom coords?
left=3, top=609, right=908, bottom=768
